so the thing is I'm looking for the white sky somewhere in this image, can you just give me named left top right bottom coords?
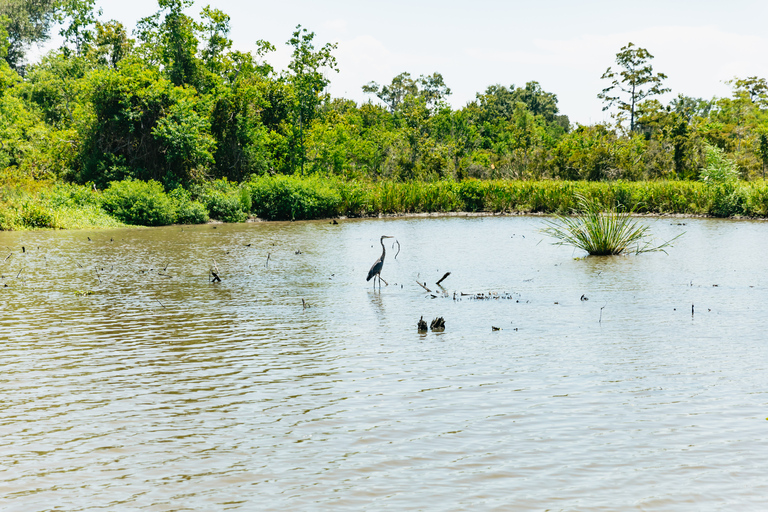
left=33, top=0, right=768, bottom=125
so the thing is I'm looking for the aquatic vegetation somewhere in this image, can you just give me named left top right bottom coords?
left=542, top=194, right=680, bottom=256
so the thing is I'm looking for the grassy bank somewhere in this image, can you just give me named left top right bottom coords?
left=3, top=175, right=768, bottom=230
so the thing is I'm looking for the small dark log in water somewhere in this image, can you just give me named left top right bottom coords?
left=417, top=316, right=428, bottom=332
left=436, top=272, right=451, bottom=287
left=430, top=317, right=445, bottom=331
left=492, top=326, right=501, bottom=331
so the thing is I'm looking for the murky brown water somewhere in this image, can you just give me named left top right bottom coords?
left=1, top=215, right=767, bottom=510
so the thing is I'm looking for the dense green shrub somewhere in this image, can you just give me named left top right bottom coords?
left=246, top=174, right=342, bottom=220
left=458, top=179, right=486, bottom=212
left=168, top=187, right=209, bottom=224
left=198, top=179, right=248, bottom=222
left=101, top=180, right=176, bottom=226
left=19, top=202, right=56, bottom=228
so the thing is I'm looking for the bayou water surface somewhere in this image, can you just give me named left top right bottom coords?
left=1, top=216, right=767, bottom=510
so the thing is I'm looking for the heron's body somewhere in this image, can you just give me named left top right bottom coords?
left=367, top=235, right=393, bottom=288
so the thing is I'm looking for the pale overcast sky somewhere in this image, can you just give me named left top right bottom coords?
left=35, top=0, right=768, bottom=125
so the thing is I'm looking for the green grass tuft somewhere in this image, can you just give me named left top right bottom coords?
left=542, top=194, right=681, bottom=256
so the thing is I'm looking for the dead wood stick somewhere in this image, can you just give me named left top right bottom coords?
left=416, top=280, right=432, bottom=293
left=436, top=272, right=451, bottom=287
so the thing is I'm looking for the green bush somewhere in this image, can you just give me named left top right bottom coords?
left=246, top=174, right=342, bottom=220
left=101, top=180, right=176, bottom=226
left=458, top=179, right=486, bottom=212
left=708, top=183, right=747, bottom=218
left=19, top=202, right=56, bottom=228
left=168, top=187, right=209, bottom=224
left=198, top=180, right=248, bottom=222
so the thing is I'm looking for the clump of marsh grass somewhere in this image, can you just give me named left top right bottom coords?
left=542, top=194, right=680, bottom=256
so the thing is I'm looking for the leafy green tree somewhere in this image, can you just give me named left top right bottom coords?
left=285, top=25, right=337, bottom=173
left=730, top=76, right=768, bottom=107
left=363, top=71, right=451, bottom=113
left=209, top=64, right=274, bottom=180
left=756, top=127, right=768, bottom=179
left=416, top=72, right=451, bottom=109
left=362, top=72, right=417, bottom=113
left=473, top=81, right=568, bottom=132
left=0, top=0, right=60, bottom=72
left=82, top=59, right=214, bottom=188
left=91, top=20, right=133, bottom=68
left=198, top=5, right=231, bottom=77
left=56, top=0, right=100, bottom=57
left=135, top=0, right=200, bottom=87
left=670, top=94, right=713, bottom=122
left=598, top=42, right=669, bottom=132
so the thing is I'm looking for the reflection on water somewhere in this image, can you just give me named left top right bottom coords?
left=2, top=216, right=768, bottom=510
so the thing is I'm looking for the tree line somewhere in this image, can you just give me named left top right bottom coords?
left=2, top=0, right=768, bottom=192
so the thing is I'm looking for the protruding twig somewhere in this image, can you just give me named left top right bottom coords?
left=210, top=258, right=221, bottom=282
left=394, top=240, right=401, bottom=259
left=416, top=280, right=431, bottom=293
left=599, top=302, right=607, bottom=323
left=436, top=272, right=451, bottom=286
left=265, top=253, right=270, bottom=269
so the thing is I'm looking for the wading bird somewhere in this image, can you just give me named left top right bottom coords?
left=367, top=235, right=394, bottom=289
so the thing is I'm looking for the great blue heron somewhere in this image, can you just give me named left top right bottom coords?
left=367, top=235, right=393, bottom=289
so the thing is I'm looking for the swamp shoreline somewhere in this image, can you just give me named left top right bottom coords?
left=4, top=176, right=768, bottom=231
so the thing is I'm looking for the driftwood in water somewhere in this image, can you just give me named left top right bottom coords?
left=436, top=272, right=451, bottom=286
left=430, top=317, right=445, bottom=331
left=210, top=259, right=221, bottom=282
left=416, top=280, right=431, bottom=293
